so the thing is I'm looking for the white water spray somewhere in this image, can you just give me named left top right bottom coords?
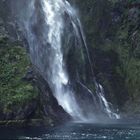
left=40, top=0, right=86, bottom=120
left=17, top=0, right=120, bottom=121
left=97, top=84, right=120, bottom=119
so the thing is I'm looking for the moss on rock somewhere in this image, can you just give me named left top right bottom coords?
left=70, top=0, right=140, bottom=116
left=0, top=36, right=38, bottom=120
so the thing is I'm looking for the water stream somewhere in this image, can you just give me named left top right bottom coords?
left=17, top=0, right=120, bottom=121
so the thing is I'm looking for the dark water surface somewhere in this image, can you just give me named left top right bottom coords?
left=0, top=121, right=140, bottom=139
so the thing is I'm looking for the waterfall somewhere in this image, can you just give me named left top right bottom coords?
left=16, top=0, right=120, bottom=121
left=40, top=0, right=86, bottom=120
left=95, top=83, right=120, bottom=119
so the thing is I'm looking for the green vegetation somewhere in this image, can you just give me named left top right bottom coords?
left=0, top=0, right=140, bottom=121
left=72, top=0, right=140, bottom=114
left=116, top=4, right=140, bottom=113
left=0, top=36, right=38, bottom=119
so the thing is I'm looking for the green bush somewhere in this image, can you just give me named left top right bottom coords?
left=0, top=37, right=38, bottom=114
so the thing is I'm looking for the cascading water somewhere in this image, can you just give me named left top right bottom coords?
left=16, top=0, right=120, bottom=121
left=40, top=0, right=85, bottom=120
left=95, top=83, right=120, bottom=119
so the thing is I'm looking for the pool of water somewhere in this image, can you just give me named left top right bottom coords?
left=0, top=121, right=140, bottom=139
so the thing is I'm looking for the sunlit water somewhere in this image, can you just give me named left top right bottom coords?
left=1, top=121, right=140, bottom=140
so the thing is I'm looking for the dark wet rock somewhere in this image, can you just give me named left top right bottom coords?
left=34, top=70, right=72, bottom=123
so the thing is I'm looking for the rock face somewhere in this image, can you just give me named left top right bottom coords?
left=0, top=27, right=70, bottom=125
left=0, top=1, right=70, bottom=125
left=0, top=0, right=140, bottom=122
left=0, top=37, right=38, bottom=121
left=69, top=0, right=140, bottom=117
left=35, top=72, right=71, bottom=123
